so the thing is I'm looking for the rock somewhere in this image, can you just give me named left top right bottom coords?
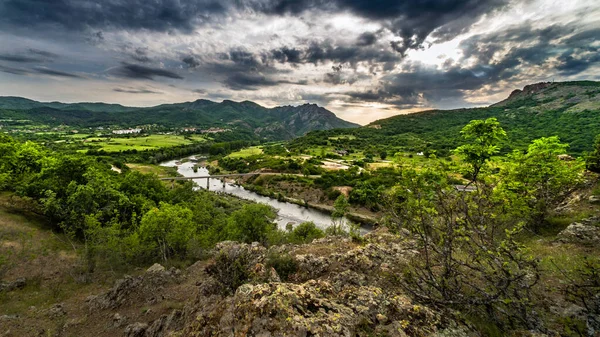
left=557, top=221, right=600, bottom=245
left=0, top=278, right=26, bottom=292
left=146, top=263, right=165, bottom=273
left=376, top=313, right=388, bottom=324
left=589, top=196, right=600, bottom=204
left=48, top=303, right=66, bottom=318
left=182, top=280, right=447, bottom=336
left=146, top=310, right=183, bottom=337
left=124, top=322, right=148, bottom=337
left=112, top=313, right=126, bottom=328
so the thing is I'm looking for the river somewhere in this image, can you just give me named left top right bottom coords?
left=160, top=156, right=347, bottom=230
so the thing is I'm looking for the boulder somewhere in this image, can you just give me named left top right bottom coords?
left=146, top=263, right=166, bottom=273
left=557, top=220, right=600, bottom=245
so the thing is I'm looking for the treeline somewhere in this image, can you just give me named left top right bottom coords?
left=0, top=135, right=325, bottom=271
left=87, top=140, right=256, bottom=164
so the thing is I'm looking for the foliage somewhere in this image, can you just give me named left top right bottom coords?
left=265, top=252, right=298, bottom=281
left=499, top=136, right=585, bottom=230
left=206, top=251, right=250, bottom=295
left=288, top=221, right=325, bottom=244
left=225, top=204, right=278, bottom=245
left=387, top=167, right=541, bottom=331
left=454, top=118, right=506, bottom=182
left=138, top=202, right=196, bottom=261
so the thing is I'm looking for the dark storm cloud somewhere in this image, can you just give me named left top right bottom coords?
left=0, top=49, right=58, bottom=63
left=253, top=0, right=509, bottom=54
left=33, top=66, right=83, bottom=78
left=182, top=55, right=201, bottom=68
left=356, top=31, right=379, bottom=46
left=0, top=0, right=227, bottom=32
left=131, top=48, right=151, bottom=63
left=268, top=40, right=400, bottom=68
left=0, top=54, right=44, bottom=63
left=338, top=23, right=600, bottom=109
left=113, top=87, right=162, bottom=94
left=223, top=72, right=307, bottom=90
left=114, top=63, right=184, bottom=80
left=0, top=64, right=83, bottom=78
left=270, top=47, right=303, bottom=64
left=223, top=73, right=279, bottom=90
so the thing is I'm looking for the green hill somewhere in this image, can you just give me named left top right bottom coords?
left=0, top=98, right=358, bottom=140
left=290, top=81, right=600, bottom=155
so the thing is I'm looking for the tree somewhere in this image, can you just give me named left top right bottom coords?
left=329, top=195, right=349, bottom=234
left=586, top=134, right=600, bottom=173
left=139, top=202, right=195, bottom=261
left=455, top=118, right=507, bottom=182
left=225, top=203, right=277, bottom=244
left=289, top=221, right=324, bottom=244
left=386, top=167, right=540, bottom=331
left=500, top=136, right=584, bottom=230
left=380, top=150, right=387, bottom=160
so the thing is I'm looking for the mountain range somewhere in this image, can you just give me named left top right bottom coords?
left=0, top=97, right=359, bottom=140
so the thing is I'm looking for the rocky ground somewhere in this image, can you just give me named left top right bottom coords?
left=0, top=228, right=474, bottom=337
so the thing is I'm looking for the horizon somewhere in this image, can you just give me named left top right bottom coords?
left=0, top=0, right=599, bottom=124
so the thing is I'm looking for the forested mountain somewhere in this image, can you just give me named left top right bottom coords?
left=291, top=81, right=600, bottom=155
left=0, top=97, right=358, bottom=140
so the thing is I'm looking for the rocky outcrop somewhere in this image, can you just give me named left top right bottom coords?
left=181, top=229, right=470, bottom=336
left=0, top=278, right=26, bottom=292
left=86, top=265, right=181, bottom=311
left=557, top=217, right=600, bottom=245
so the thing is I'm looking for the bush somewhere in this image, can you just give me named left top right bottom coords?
left=206, top=251, right=250, bottom=295
left=265, top=253, right=298, bottom=281
left=288, top=222, right=325, bottom=244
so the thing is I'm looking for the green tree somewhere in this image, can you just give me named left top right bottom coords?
left=329, top=194, right=349, bottom=235
left=225, top=203, right=277, bottom=244
left=455, top=118, right=507, bottom=182
left=138, top=202, right=195, bottom=261
left=289, top=221, right=325, bottom=244
left=500, top=136, right=584, bottom=230
left=386, top=167, right=540, bottom=330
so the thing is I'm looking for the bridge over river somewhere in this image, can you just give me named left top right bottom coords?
left=160, top=172, right=321, bottom=189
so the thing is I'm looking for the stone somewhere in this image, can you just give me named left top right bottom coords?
left=124, top=322, right=148, bottom=337
left=557, top=221, right=600, bottom=245
left=146, top=263, right=166, bottom=273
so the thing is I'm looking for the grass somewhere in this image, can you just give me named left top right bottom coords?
left=227, top=146, right=263, bottom=158
left=84, top=134, right=206, bottom=152
left=127, top=163, right=177, bottom=177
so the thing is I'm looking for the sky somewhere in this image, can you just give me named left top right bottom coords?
left=0, top=0, right=599, bottom=125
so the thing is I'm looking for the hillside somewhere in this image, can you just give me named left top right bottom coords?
left=291, top=81, right=600, bottom=155
left=0, top=98, right=359, bottom=141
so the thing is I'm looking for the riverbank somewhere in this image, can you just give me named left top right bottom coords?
left=237, top=181, right=379, bottom=227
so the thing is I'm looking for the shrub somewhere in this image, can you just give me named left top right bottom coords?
left=289, top=222, right=325, bottom=244
left=206, top=251, right=250, bottom=295
left=265, top=253, right=298, bottom=281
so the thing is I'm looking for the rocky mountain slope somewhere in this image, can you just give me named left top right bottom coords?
left=0, top=97, right=358, bottom=141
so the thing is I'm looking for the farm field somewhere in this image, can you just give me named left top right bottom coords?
left=227, top=146, right=263, bottom=158
left=84, top=134, right=207, bottom=152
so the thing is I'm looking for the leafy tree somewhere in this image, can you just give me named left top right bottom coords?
left=454, top=118, right=507, bottom=182
left=586, top=134, right=600, bottom=173
left=225, top=203, right=277, bottom=244
left=288, top=221, right=324, bottom=244
left=387, top=167, right=540, bottom=331
left=138, top=202, right=196, bottom=261
left=500, top=136, right=584, bottom=230
left=329, top=195, right=349, bottom=234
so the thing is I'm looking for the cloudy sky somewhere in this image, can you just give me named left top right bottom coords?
left=0, top=0, right=599, bottom=124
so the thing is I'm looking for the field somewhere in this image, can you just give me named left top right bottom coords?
left=84, top=134, right=206, bottom=152
left=227, top=146, right=263, bottom=158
